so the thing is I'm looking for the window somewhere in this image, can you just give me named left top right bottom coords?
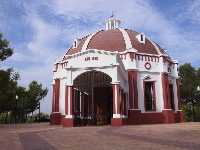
left=144, top=82, right=156, bottom=111
left=141, top=34, right=144, bottom=41
left=136, top=33, right=145, bottom=44
left=73, top=39, right=79, bottom=48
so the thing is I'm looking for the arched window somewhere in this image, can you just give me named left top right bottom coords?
left=141, top=34, right=144, bottom=42
left=136, top=33, right=145, bottom=44
left=73, top=39, right=79, bottom=48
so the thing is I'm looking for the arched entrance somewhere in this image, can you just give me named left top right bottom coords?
left=73, top=70, right=113, bottom=126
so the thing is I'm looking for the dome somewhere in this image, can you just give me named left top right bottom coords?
left=65, top=17, right=167, bottom=56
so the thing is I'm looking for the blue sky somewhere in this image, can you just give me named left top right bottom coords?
left=1, top=0, right=200, bottom=113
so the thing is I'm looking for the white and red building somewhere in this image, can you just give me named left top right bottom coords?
left=50, top=17, right=183, bottom=127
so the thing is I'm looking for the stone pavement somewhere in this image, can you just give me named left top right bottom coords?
left=0, top=122, right=200, bottom=150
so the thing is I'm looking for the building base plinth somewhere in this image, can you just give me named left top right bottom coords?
left=163, top=110, right=175, bottom=123
left=62, top=118, right=74, bottom=127
left=128, top=109, right=184, bottom=124
left=50, top=113, right=61, bottom=125
left=128, top=109, right=141, bottom=124
left=111, top=118, right=126, bottom=126
left=175, top=111, right=184, bottom=122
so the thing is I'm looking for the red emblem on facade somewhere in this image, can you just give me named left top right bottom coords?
left=144, top=62, right=151, bottom=70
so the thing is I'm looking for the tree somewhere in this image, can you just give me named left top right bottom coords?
left=0, top=33, right=48, bottom=123
left=15, top=86, right=27, bottom=122
left=0, top=33, right=15, bottom=114
left=179, top=63, right=200, bottom=121
left=25, top=81, right=48, bottom=114
left=197, top=68, right=200, bottom=85
left=12, top=81, right=48, bottom=123
left=0, top=33, right=13, bottom=61
left=179, top=63, right=198, bottom=100
left=0, top=69, right=19, bottom=113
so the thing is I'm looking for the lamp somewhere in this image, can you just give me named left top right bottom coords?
left=197, top=86, right=200, bottom=91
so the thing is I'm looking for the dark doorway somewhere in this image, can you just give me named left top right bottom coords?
left=144, top=82, right=156, bottom=111
left=73, top=71, right=113, bottom=126
left=169, top=84, right=175, bottom=110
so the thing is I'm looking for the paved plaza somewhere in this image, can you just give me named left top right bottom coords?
left=0, top=122, right=200, bottom=150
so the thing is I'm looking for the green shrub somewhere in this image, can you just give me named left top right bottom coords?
left=182, top=103, right=200, bottom=122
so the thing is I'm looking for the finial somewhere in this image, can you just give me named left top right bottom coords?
left=110, top=11, right=114, bottom=18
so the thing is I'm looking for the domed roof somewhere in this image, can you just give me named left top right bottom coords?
left=66, top=17, right=167, bottom=56
left=87, top=29, right=126, bottom=52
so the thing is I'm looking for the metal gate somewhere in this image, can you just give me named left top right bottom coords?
left=73, top=71, right=113, bottom=126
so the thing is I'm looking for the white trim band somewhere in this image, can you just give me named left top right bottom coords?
left=113, top=114, right=121, bottom=118
left=65, top=115, right=73, bottom=118
left=118, top=28, right=132, bottom=50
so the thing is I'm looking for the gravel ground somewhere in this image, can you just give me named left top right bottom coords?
left=0, top=122, right=200, bottom=150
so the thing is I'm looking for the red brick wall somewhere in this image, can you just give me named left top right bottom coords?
left=54, top=79, right=60, bottom=112
left=128, top=70, right=138, bottom=109
left=161, top=73, right=170, bottom=109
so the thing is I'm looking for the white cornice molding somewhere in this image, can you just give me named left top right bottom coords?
left=63, top=49, right=118, bottom=61
left=51, top=80, right=55, bottom=85
left=64, top=63, right=118, bottom=71
left=119, top=48, right=137, bottom=54
left=111, top=81, right=120, bottom=85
